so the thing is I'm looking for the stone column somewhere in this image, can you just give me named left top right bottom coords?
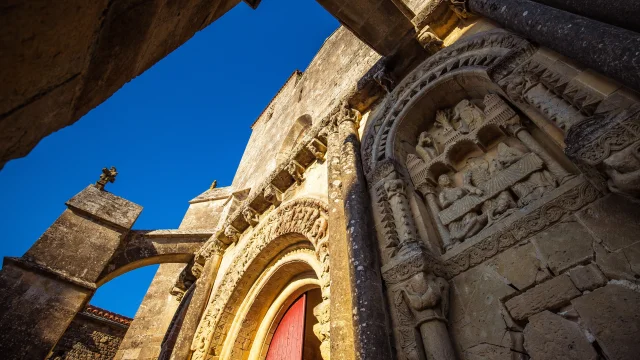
left=327, top=101, right=393, bottom=359
left=168, top=240, right=224, bottom=360
left=422, top=186, right=452, bottom=250
left=0, top=185, right=142, bottom=359
left=384, top=177, right=422, bottom=254
left=508, top=122, right=574, bottom=183
left=530, top=0, right=640, bottom=33
left=467, top=0, right=640, bottom=91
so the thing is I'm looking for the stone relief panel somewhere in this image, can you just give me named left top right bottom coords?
left=190, top=198, right=329, bottom=360
left=359, top=28, right=640, bottom=360
left=405, top=94, right=574, bottom=252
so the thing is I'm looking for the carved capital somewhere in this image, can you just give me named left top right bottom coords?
left=332, top=100, right=361, bottom=127
left=194, top=238, right=225, bottom=267
left=402, top=272, right=449, bottom=323
left=373, top=67, right=396, bottom=93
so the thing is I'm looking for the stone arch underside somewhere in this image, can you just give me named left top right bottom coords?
left=97, top=229, right=214, bottom=286
left=190, top=198, right=330, bottom=360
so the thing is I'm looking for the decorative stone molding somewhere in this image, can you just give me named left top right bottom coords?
left=566, top=104, right=640, bottom=198
left=190, top=198, right=329, bottom=360
left=443, top=177, right=599, bottom=278
left=361, top=30, right=535, bottom=176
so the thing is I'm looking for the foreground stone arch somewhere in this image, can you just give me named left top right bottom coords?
left=191, top=198, right=330, bottom=360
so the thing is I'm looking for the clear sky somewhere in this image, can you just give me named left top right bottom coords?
left=0, top=0, right=338, bottom=318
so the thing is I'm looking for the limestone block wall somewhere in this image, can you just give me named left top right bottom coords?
left=448, top=193, right=640, bottom=360
left=232, top=26, right=381, bottom=194
left=114, top=263, right=186, bottom=360
left=48, top=306, right=131, bottom=360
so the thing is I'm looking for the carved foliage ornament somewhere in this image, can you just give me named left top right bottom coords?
left=190, top=199, right=329, bottom=360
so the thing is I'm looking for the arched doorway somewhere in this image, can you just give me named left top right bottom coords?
left=265, top=289, right=323, bottom=360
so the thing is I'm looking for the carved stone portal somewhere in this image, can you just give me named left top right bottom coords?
left=406, top=94, right=572, bottom=250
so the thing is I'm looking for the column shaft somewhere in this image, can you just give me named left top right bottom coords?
left=531, top=0, right=640, bottom=33
left=169, top=253, right=222, bottom=360
left=469, top=0, right=640, bottom=91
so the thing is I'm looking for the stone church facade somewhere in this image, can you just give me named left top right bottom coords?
left=1, top=1, right=640, bottom=360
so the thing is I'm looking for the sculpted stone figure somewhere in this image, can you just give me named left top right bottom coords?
left=603, top=141, right=640, bottom=199
left=438, top=174, right=487, bottom=243
left=416, top=132, right=439, bottom=163
left=435, top=109, right=455, bottom=135
left=494, top=143, right=556, bottom=206
left=453, top=99, right=485, bottom=134
left=224, top=225, right=240, bottom=243
left=438, top=174, right=466, bottom=209
left=242, top=207, right=260, bottom=227
left=401, top=272, right=455, bottom=360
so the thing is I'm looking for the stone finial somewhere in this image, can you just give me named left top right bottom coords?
left=210, top=180, right=217, bottom=190
left=95, top=166, right=117, bottom=191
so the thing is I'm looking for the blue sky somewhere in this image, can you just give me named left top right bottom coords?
left=0, top=0, right=338, bottom=318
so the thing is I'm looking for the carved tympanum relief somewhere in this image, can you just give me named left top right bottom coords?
left=406, top=94, right=573, bottom=250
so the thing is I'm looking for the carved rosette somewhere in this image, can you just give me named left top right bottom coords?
left=190, top=198, right=330, bottom=360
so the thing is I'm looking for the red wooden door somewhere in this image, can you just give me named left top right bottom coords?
left=266, top=294, right=307, bottom=360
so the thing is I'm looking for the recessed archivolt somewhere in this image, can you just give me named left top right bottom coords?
left=190, top=198, right=329, bottom=360
left=361, top=29, right=535, bottom=174
left=221, top=247, right=321, bottom=359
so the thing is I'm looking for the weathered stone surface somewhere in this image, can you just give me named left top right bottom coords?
left=523, top=310, right=597, bottom=360
left=66, top=185, right=143, bottom=229
left=115, top=263, right=186, bottom=360
left=488, top=242, right=550, bottom=291
left=49, top=305, right=131, bottom=360
left=469, top=0, right=640, bottom=91
left=531, top=221, right=594, bottom=275
left=576, top=194, right=640, bottom=252
left=449, top=265, right=516, bottom=356
left=505, top=275, right=580, bottom=320
left=0, top=0, right=242, bottom=169
left=530, top=0, right=640, bottom=33
left=572, top=284, right=640, bottom=360
left=568, top=264, right=607, bottom=291
left=0, top=263, right=93, bottom=359
left=594, top=242, right=640, bottom=283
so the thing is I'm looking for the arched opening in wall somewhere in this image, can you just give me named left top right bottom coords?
left=48, top=264, right=160, bottom=360
left=276, top=114, right=313, bottom=163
